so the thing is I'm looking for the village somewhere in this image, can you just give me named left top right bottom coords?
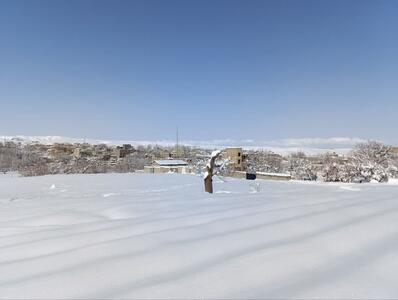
left=1, top=139, right=398, bottom=183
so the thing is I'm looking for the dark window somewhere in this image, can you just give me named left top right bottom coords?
left=238, top=152, right=241, bottom=157
left=238, top=159, right=241, bottom=164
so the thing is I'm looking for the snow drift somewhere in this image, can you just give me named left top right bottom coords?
left=0, top=173, right=398, bottom=298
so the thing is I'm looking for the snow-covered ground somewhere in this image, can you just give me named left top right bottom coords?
left=1, top=173, right=398, bottom=299
left=0, top=135, right=368, bottom=154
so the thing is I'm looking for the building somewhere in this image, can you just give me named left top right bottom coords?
left=392, top=147, right=398, bottom=156
left=113, top=144, right=134, bottom=159
left=48, top=143, right=74, bottom=160
left=144, top=159, right=192, bottom=174
left=73, top=147, right=93, bottom=159
left=225, top=148, right=245, bottom=171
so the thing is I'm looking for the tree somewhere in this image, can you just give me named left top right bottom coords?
left=388, top=154, right=398, bottom=178
left=204, top=150, right=221, bottom=193
left=347, top=141, right=391, bottom=183
left=287, top=152, right=317, bottom=181
left=321, top=153, right=342, bottom=182
left=245, top=150, right=283, bottom=173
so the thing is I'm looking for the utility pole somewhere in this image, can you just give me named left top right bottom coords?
left=176, top=126, right=179, bottom=159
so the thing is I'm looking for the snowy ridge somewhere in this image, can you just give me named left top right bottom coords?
left=0, top=135, right=368, bottom=154
left=0, top=173, right=398, bottom=298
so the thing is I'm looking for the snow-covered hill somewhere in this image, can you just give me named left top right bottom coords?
left=0, top=135, right=367, bottom=154
left=1, top=173, right=398, bottom=298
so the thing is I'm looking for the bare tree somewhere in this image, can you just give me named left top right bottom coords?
left=347, top=141, right=391, bottom=183
left=287, top=152, right=317, bottom=181
left=204, top=150, right=221, bottom=193
left=321, top=153, right=342, bottom=182
left=246, top=150, right=283, bottom=173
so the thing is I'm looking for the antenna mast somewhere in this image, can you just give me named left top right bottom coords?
left=176, top=126, right=179, bottom=159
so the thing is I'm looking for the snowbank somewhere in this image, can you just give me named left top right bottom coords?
left=1, top=173, right=398, bottom=298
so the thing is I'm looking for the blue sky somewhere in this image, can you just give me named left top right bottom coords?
left=0, top=0, right=397, bottom=142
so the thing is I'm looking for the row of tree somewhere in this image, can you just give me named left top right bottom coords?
left=245, top=141, right=397, bottom=183
left=320, top=141, right=396, bottom=183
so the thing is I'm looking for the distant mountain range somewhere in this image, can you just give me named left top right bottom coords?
left=0, top=135, right=368, bottom=155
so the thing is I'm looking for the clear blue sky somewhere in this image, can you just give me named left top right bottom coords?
left=0, top=0, right=397, bottom=142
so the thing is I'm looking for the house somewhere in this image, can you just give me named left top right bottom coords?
left=154, top=159, right=188, bottom=167
left=48, top=143, right=74, bottom=160
left=392, top=147, right=398, bottom=156
left=73, top=147, right=93, bottom=159
left=113, top=144, right=134, bottom=159
left=225, top=148, right=245, bottom=171
left=144, top=159, right=192, bottom=174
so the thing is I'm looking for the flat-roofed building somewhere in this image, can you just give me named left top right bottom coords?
left=392, top=147, right=398, bottom=156
left=144, top=159, right=192, bottom=174
left=225, top=148, right=245, bottom=171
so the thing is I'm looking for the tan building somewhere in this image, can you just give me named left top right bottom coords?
left=225, top=148, right=245, bottom=171
left=73, top=147, right=93, bottom=159
left=392, top=147, right=398, bottom=156
left=113, top=144, right=134, bottom=159
left=48, top=143, right=74, bottom=159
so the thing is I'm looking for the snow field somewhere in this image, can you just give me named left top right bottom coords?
left=0, top=173, right=398, bottom=298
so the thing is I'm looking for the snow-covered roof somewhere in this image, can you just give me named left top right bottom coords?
left=154, top=160, right=188, bottom=166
